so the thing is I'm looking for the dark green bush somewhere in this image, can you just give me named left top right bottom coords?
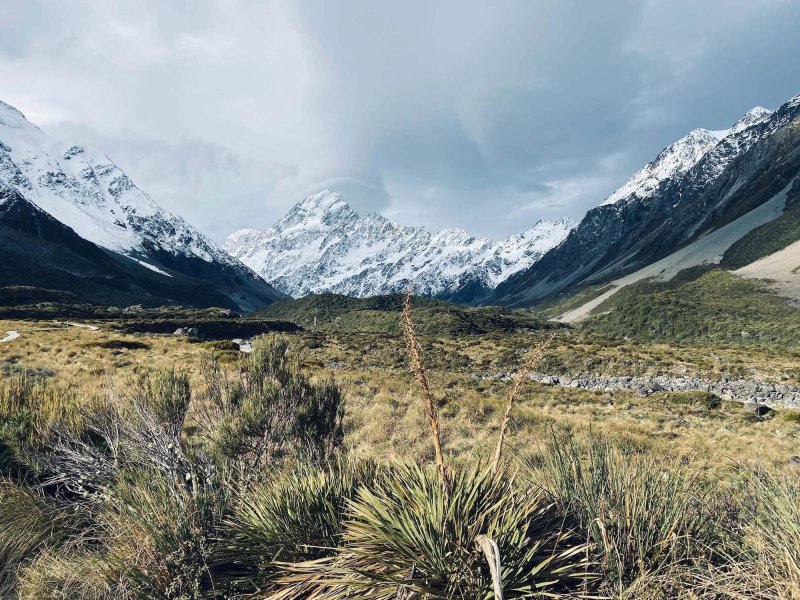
left=203, top=336, right=344, bottom=467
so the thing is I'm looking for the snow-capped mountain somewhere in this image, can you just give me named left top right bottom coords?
left=492, top=94, right=800, bottom=306
left=226, top=190, right=573, bottom=302
left=602, top=107, right=773, bottom=207
left=0, top=100, right=283, bottom=310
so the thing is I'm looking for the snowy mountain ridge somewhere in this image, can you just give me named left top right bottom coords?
left=491, top=91, right=800, bottom=307
left=226, top=190, right=574, bottom=301
left=0, top=100, right=232, bottom=265
left=602, top=106, right=773, bottom=206
left=0, top=99, right=283, bottom=310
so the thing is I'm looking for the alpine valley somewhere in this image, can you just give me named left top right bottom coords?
left=2, top=89, right=800, bottom=320
left=225, top=92, right=800, bottom=321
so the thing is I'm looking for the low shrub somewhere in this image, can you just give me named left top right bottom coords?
left=83, top=339, right=151, bottom=350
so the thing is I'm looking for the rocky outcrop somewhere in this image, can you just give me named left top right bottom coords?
left=483, top=372, right=800, bottom=408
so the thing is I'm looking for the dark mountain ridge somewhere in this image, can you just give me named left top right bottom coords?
left=491, top=93, right=800, bottom=307
left=0, top=183, right=264, bottom=310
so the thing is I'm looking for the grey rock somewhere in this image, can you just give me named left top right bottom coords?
left=173, top=327, right=200, bottom=337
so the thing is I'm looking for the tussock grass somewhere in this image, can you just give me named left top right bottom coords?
left=0, top=483, right=80, bottom=595
left=274, top=465, right=594, bottom=599
left=0, top=373, right=84, bottom=427
left=533, top=434, right=718, bottom=596
left=18, top=548, right=118, bottom=600
left=700, top=472, right=800, bottom=599
left=102, top=471, right=227, bottom=599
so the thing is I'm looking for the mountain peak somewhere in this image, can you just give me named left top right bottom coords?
left=745, top=106, right=772, bottom=118
left=728, top=106, right=773, bottom=136
left=602, top=127, right=722, bottom=206
left=294, top=189, right=350, bottom=214
left=602, top=103, right=777, bottom=208
left=0, top=100, right=30, bottom=127
left=225, top=191, right=572, bottom=300
left=278, top=189, right=359, bottom=231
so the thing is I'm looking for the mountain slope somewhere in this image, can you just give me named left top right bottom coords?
left=0, top=100, right=284, bottom=310
left=580, top=269, right=800, bottom=348
left=491, top=95, right=800, bottom=306
left=226, top=190, right=573, bottom=302
left=554, top=179, right=796, bottom=323
left=0, top=183, right=253, bottom=308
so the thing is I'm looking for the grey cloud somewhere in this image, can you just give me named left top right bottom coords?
left=0, top=0, right=797, bottom=241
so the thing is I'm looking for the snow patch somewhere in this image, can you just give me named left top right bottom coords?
left=0, top=330, right=20, bottom=343
left=133, top=258, right=173, bottom=277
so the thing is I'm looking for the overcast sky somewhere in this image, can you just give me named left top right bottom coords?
left=2, top=0, right=799, bottom=242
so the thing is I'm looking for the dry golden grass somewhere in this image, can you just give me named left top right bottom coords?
left=0, top=319, right=212, bottom=390
left=2, top=317, right=798, bottom=483
left=335, top=366, right=800, bottom=482
left=5, top=316, right=800, bottom=598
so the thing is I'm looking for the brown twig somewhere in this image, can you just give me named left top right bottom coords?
left=402, top=288, right=449, bottom=491
left=491, top=332, right=556, bottom=475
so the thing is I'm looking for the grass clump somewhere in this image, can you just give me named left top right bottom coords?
left=695, top=472, right=800, bottom=599
left=535, top=435, right=717, bottom=595
left=656, top=390, right=722, bottom=410
left=780, top=410, right=800, bottom=424
left=276, top=465, right=593, bottom=599
left=0, top=483, right=81, bottom=596
left=17, top=549, right=115, bottom=600
left=102, top=471, right=227, bottom=600
left=0, top=334, right=346, bottom=597
left=83, top=339, right=151, bottom=350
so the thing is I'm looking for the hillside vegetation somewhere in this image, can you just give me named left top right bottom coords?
left=582, top=268, right=800, bottom=347
left=721, top=198, right=800, bottom=269
left=253, top=292, right=560, bottom=335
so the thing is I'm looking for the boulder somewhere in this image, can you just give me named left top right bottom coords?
left=743, top=402, right=773, bottom=417
left=173, top=327, right=200, bottom=338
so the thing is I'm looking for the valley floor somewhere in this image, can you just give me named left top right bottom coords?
left=3, top=309, right=800, bottom=598
left=2, top=317, right=799, bottom=474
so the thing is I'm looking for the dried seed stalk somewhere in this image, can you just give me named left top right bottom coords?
left=491, top=332, right=556, bottom=475
left=402, top=288, right=448, bottom=489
